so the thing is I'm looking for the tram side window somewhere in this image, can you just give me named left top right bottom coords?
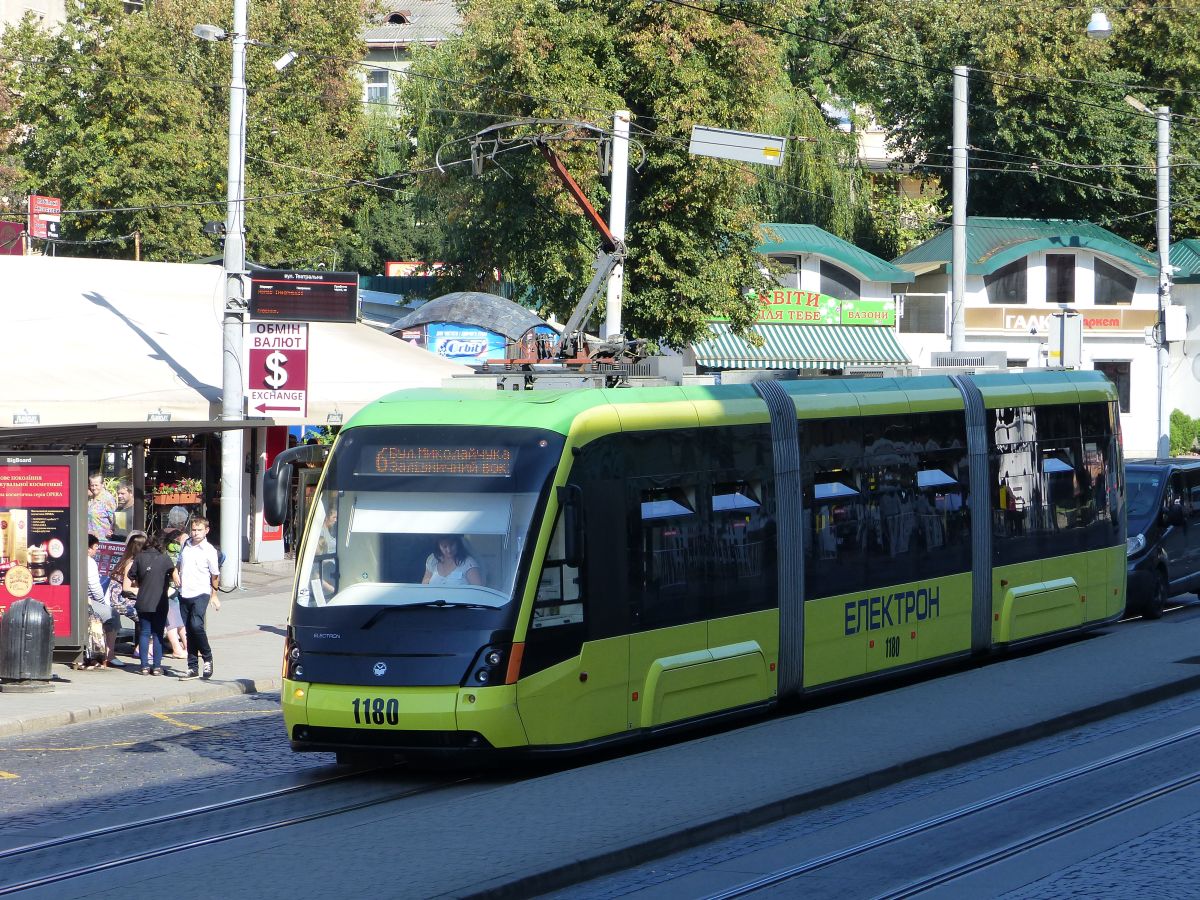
left=532, top=511, right=582, bottom=628
left=990, top=406, right=1039, bottom=566
left=635, top=486, right=705, bottom=629
left=710, top=480, right=775, bottom=617
left=806, top=467, right=867, bottom=598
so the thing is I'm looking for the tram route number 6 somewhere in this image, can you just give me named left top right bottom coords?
left=884, top=636, right=901, bottom=658
left=352, top=697, right=400, bottom=725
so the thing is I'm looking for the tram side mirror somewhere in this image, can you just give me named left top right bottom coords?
left=557, top=485, right=583, bottom=568
left=263, top=462, right=291, bottom=527
left=264, top=443, right=331, bottom=527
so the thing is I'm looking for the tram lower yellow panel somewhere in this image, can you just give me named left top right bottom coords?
left=638, top=642, right=769, bottom=729
left=455, top=686, right=528, bottom=748
left=298, top=682, right=459, bottom=731
left=998, top=577, right=1083, bottom=643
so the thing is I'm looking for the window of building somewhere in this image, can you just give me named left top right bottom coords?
left=985, top=258, right=1027, bottom=304
left=819, top=261, right=860, bottom=301
left=1094, top=258, right=1136, bottom=305
left=1046, top=254, right=1076, bottom=304
left=899, top=294, right=945, bottom=334
left=1093, top=361, right=1131, bottom=413
left=365, top=69, right=390, bottom=107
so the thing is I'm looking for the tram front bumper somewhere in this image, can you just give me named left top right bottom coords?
left=282, top=679, right=529, bottom=752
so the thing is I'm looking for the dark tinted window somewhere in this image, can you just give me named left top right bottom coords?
left=1094, top=259, right=1136, bottom=305
left=803, top=412, right=970, bottom=598
left=986, top=258, right=1027, bottom=304
left=1046, top=254, right=1076, bottom=304
left=819, top=261, right=861, bottom=301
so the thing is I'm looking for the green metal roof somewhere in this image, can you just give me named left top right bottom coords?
left=692, top=322, right=909, bottom=369
left=758, top=223, right=914, bottom=284
left=892, top=217, right=1158, bottom=277
left=1170, top=239, right=1200, bottom=284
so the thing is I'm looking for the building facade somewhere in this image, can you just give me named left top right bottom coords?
left=893, top=217, right=1179, bottom=458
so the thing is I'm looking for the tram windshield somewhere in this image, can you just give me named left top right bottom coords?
left=295, top=425, right=565, bottom=611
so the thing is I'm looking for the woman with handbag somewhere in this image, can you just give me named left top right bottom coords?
left=106, top=532, right=147, bottom=666
left=126, top=531, right=175, bottom=676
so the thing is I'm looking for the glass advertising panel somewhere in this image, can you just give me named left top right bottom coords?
left=0, top=452, right=85, bottom=644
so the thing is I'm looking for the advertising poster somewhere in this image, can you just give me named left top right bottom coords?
left=0, top=455, right=82, bottom=641
left=424, top=323, right=508, bottom=363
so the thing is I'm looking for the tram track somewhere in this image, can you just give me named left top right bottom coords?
left=0, top=764, right=473, bottom=896
left=702, top=721, right=1200, bottom=899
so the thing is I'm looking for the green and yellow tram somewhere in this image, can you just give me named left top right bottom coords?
left=263, top=370, right=1125, bottom=758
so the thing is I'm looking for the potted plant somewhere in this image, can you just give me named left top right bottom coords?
left=152, top=477, right=203, bottom=505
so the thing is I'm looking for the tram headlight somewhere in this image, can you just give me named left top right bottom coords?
left=464, top=644, right=512, bottom=687
left=289, top=646, right=302, bottom=661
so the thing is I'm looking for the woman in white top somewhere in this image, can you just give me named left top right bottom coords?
left=422, top=535, right=483, bottom=586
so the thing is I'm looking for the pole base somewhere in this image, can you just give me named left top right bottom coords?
left=0, top=680, right=54, bottom=693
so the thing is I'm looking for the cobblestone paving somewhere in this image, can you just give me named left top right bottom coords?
left=0, top=692, right=333, bottom=835
left=556, top=692, right=1200, bottom=898
left=1000, top=812, right=1200, bottom=899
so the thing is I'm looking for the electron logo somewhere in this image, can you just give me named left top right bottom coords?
left=373, top=662, right=387, bottom=677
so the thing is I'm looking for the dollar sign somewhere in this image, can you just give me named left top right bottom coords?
left=264, top=350, right=288, bottom=389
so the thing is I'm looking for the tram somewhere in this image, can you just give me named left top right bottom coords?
left=263, top=371, right=1125, bottom=758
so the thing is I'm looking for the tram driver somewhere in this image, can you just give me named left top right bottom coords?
left=422, top=535, right=483, bottom=587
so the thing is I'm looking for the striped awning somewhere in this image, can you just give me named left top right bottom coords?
left=692, top=323, right=909, bottom=370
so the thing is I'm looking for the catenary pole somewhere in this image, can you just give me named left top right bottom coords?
left=219, top=0, right=249, bottom=588
left=604, top=110, right=630, bottom=343
left=951, top=65, right=968, bottom=352
left=1156, top=106, right=1171, bottom=459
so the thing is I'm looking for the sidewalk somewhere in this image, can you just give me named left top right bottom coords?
left=0, top=560, right=296, bottom=738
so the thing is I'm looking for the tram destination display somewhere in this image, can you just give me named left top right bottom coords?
left=361, top=444, right=515, bottom=477
left=249, top=270, right=359, bottom=323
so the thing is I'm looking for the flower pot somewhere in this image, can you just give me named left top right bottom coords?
left=152, top=492, right=201, bottom=505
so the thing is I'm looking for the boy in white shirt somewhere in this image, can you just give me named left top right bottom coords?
left=175, top=517, right=222, bottom=680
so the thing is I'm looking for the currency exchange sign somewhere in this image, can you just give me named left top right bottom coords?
left=245, top=321, right=309, bottom=417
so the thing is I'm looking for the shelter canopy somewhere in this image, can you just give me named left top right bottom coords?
left=0, top=256, right=470, bottom=431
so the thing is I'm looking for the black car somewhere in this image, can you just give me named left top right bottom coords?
left=1125, top=458, right=1200, bottom=618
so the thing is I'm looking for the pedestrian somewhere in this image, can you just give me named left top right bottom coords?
left=176, top=516, right=221, bottom=681
left=162, top=526, right=188, bottom=659
left=81, top=534, right=112, bottom=669
left=87, top=472, right=116, bottom=540
left=125, top=531, right=175, bottom=676
left=114, top=478, right=138, bottom=537
left=105, top=531, right=146, bottom=665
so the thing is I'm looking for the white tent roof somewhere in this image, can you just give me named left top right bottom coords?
left=1, top=255, right=470, bottom=429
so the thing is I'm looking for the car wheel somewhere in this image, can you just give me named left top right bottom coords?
left=1144, top=571, right=1167, bottom=620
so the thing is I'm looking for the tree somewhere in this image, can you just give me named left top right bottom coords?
left=0, top=0, right=371, bottom=263
left=398, top=0, right=806, bottom=347
left=816, top=0, right=1199, bottom=245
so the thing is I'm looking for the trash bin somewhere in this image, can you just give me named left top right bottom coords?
left=0, top=598, right=55, bottom=693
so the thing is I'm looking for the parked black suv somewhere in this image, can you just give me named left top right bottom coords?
left=1125, top=458, right=1200, bottom=618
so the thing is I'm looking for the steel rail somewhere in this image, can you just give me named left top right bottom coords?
left=703, top=721, right=1200, bottom=899
left=0, top=767, right=467, bottom=895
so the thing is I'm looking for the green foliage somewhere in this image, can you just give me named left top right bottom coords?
left=1170, top=409, right=1197, bottom=457
left=819, top=0, right=1199, bottom=245
left=398, top=0, right=799, bottom=347
left=0, top=0, right=371, bottom=263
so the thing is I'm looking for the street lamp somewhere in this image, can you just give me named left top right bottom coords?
left=195, top=3, right=250, bottom=589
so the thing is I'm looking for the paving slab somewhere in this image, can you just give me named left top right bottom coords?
left=0, top=560, right=296, bottom=737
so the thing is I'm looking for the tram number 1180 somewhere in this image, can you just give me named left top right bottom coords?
left=885, top=636, right=901, bottom=658
left=352, top=697, right=400, bottom=725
